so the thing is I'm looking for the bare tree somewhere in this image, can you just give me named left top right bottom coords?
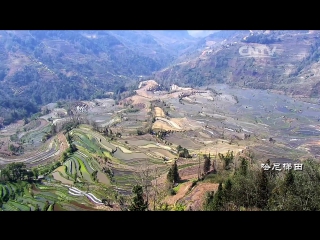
left=198, top=151, right=201, bottom=180
left=134, top=163, right=165, bottom=210
left=150, top=166, right=162, bottom=211
left=134, top=163, right=153, bottom=208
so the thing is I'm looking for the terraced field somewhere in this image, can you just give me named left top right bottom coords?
left=0, top=122, right=62, bottom=167
left=2, top=79, right=319, bottom=211
left=0, top=182, right=104, bottom=211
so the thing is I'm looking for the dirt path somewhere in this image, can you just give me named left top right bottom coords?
left=155, top=117, right=182, bottom=130
left=165, top=181, right=193, bottom=205
left=181, top=182, right=219, bottom=210
left=163, top=180, right=219, bottom=211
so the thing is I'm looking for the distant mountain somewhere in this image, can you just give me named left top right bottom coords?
left=0, top=30, right=197, bottom=125
left=188, top=30, right=221, bottom=38
left=153, top=30, right=320, bottom=100
left=2, top=30, right=320, bottom=126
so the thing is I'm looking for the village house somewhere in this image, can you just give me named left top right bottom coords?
left=76, top=104, right=89, bottom=113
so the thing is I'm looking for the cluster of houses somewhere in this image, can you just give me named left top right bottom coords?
left=146, top=85, right=160, bottom=91
left=76, top=104, right=89, bottom=113
left=170, top=84, right=181, bottom=91
left=178, top=90, right=207, bottom=99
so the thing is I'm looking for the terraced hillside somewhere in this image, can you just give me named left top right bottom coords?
left=1, top=78, right=320, bottom=211
left=153, top=30, right=320, bottom=101
left=0, top=181, right=112, bottom=211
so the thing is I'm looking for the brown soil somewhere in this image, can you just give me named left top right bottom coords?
left=69, top=201, right=98, bottom=211
left=56, top=132, right=68, bottom=152
left=154, top=107, right=165, bottom=117
left=181, top=182, right=219, bottom=210
left=152, top=121, right=177, bottom=131
left=93, top=204, right=121, bottom=211
left=165, top=181, right=193, bottom=205
left=53, top=203, right=65, bottom=211
left=128, top=95, right=152, bottom=110
left=163, top=179, right=219, bottom=211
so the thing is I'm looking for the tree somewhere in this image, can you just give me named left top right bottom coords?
left=24, top=117, right=29, bottom=125
left=104, top=128, right=109, bottom=136
left=267, top=159, right=320, bottom=211
left=101, top=187, right=116, bottom=207
left=167, top=168, right=174, bottom=184
left=6, top=162, right=27, bottom=181
left=212, top=154, right=217, bottom=173
left=0, top=168, right=10, bottom=181
left=257, top=169, right=269, bottom=209
left=34, top=204, right=40, bottom=211
left=203, top=154, right=211, bottom=174
left=56, top=101, right=63, bottom=108
left=211, top=183, right=224, bottom=210
left=66, top=133, right=72, bottom=144
left=203, top=183, right=225, bottom=211
left=73, top=173, right=77, bottom=182
left=128, top=185, right=148, bottom=211
left=239, top=157, right=248, bottom=176
left=150, top=167, right=162, bottom=211
left=203, top=191, right=214, bottom=211
left=91, top=170, right=98, bottom=182
left=43, top=201, right=50, bottom=211
left=137, top=129, right=144, bottom=135
left=134, top=164, right=154, bottom=207
left=176, top=145, right=183, bottom=152
left=284, top=169, right=295, bottom=191
left=69, top=144, right=77, bottom=153
left=218, top=150, right=234, bottom=170
left=50, top=124, right=57, bottom=135
left=167, top=161, right=180, bottom=184
left=32, top=168, right=39, bottom=179
left=177, top=145, right=191, bottom=158
left=223, top=178, right=233, bottom=202
left=26, top=171, right=34, bottom=181
left=61, top=151, right=68, bottom=163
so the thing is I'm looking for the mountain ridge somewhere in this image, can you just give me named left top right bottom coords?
left=1, top=30, right=320, bottom=127
left=153, top=30, right=320, bottom=102
left=0, top=30, right=197, bottom=125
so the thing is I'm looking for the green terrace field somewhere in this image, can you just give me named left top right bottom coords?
left=44, top=124, right=176, bottom=194
left=7, top=81, right=319, bottom=210
left=0, top=180, right=110, bottom=211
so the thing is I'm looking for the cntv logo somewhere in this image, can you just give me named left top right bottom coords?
left=239, top=45, right=277, bottom=58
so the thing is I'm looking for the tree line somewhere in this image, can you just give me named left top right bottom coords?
left=203, top=158, right=320, bottom=211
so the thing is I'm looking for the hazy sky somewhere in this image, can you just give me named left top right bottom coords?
left=187, top=30, right=220, bottom=38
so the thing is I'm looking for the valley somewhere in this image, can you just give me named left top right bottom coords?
left=1, top=79, right=319, bottom=210
left=1, top=30, right=320, bottom=211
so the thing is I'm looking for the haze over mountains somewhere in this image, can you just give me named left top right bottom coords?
left=1, top=30, right=320, bottom=126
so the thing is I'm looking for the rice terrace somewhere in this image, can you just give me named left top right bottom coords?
left=1, top=30, right=320, bottom=211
